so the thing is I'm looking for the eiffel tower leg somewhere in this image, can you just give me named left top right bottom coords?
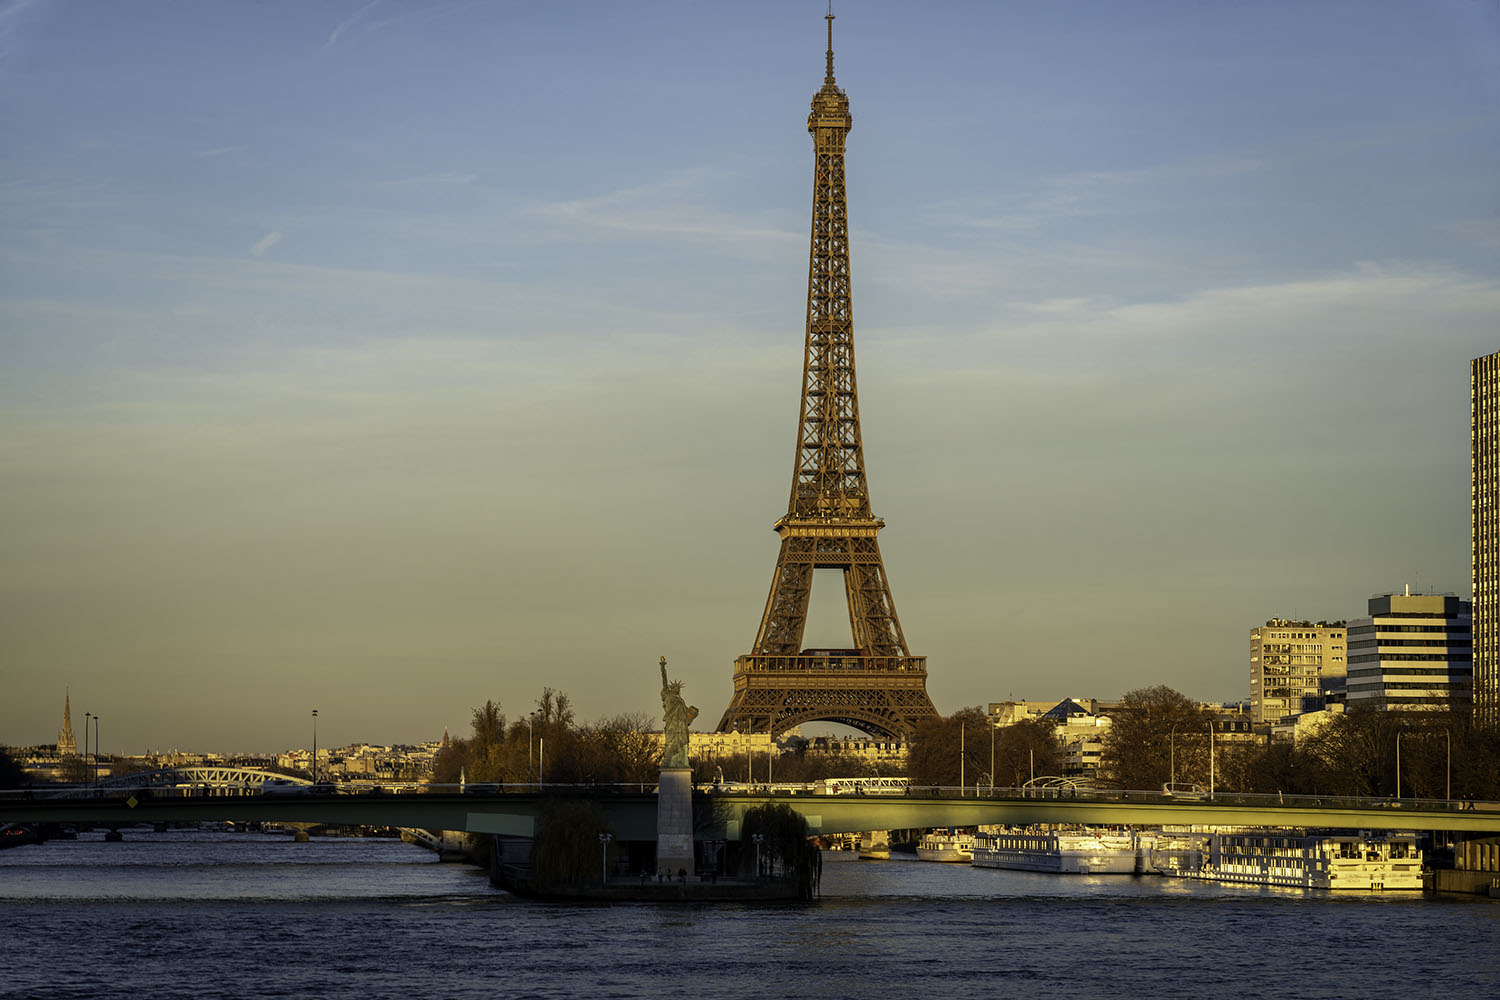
left=755, top=537, right=815, bottom=657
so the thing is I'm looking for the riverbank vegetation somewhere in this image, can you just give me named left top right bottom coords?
left=431, top=689, right=660, bottom=786
left=1097, top=686, right=1500, bottom=800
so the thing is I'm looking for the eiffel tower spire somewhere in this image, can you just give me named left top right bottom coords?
left=717, top=15, right=937, bottom=740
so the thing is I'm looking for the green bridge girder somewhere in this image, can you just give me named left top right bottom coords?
left=712, top=794, right=1500, bottom=837
left=5, top=790, right=1500, bottom=840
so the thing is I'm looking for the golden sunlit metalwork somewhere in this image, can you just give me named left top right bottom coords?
left=717, top=14, right=938, bottom=741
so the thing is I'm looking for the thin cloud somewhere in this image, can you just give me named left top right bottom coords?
left=250, top=229, right=283, bottom=257
left=323, top=0, right=380, bottom=51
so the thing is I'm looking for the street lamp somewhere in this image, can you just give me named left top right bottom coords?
left=1207, top=721, right=1214, bottom=798
left=598, top=833, right=613, bottom=884
left=84, top=712, right=91, bottom=785
left=93, top=715, right=100, bottom=787
left=1395, top=731, right=1402, bottom=800
left=1443, top=728, right=1452, bottom=802
left=752, top=833, right=764, bottom=877
left=1169, top=725, right=1177, bottom=790
left=311, top=709, right=319, bottom=785
left=959, top=722, right=965, bottom=795
left=527, top=713, right=536, bottom=784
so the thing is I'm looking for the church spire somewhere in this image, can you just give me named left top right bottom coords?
left=58, top=687, right=77, bottom=757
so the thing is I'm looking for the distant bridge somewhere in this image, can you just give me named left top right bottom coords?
left=5, top=783, right=1500, bottom=841
left=91, top=767, right=317, bottom=792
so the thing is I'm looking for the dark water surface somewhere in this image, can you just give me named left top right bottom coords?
left=2, top=831, right=1497, bottom=999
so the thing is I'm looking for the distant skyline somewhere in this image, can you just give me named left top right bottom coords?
left=3, top=1, right=1498, bottom=754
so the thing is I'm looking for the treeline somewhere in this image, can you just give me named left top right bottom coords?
left=432, top=689, right=660, bottom=786
left=898, top=686, right=1500, bottom=800
left=906, top=708, right=1062, bottom=787
left=1095, top=685, right=1500, bottom=800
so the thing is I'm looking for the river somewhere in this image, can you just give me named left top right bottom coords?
left=2, top=830, right=1497, bottom=999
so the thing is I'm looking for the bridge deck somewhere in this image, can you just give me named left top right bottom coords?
left=4, top=788, right=1499, bottom=838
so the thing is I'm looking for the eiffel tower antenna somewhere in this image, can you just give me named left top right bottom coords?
left=825, top=5, right=836, bottom=85
left=717, top=12, right=938, bottom=740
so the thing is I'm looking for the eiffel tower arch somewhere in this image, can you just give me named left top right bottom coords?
left=717, top=14, right=938, bottom=742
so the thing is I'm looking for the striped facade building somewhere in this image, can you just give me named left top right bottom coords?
left=1472, top=351, right=1500, bottom=726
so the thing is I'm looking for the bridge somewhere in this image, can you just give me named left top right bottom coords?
left=5, top=777, right=1500, bottom=841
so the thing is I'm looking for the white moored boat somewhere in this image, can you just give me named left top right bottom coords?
left=1150, top=829, right=1423, bottom=891
left=971, top=827, right=1138, bottom=874
left=916, top=829, right=974, bottom=863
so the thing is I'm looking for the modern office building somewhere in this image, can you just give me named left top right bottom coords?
left=1472, top=351, right=1500, bottom=726
left=1249, top=620, right=1347, bottom=725
left=1345, top=591, right=1472, bottom=710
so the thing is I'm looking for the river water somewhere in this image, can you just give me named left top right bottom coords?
left=2, top=830, right=1497, bottom=999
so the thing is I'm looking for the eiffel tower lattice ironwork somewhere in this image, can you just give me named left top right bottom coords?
left=717, top=13, right=938, bottom=741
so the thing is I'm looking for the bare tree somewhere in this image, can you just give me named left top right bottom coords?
left=1096, top=686, right=1213, bottom=790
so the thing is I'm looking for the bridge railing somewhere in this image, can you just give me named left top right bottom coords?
left=3, top=781, right=1497, bottom=815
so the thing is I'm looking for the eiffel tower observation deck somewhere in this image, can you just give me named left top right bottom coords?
left=717, top=13, right=938, bottom=741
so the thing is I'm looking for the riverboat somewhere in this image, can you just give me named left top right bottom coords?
left=915, top=828, right=973, bottom=863
left=1151, top=829, right=1423, bottom=891
left=971, top=827, right=1138, bottom=874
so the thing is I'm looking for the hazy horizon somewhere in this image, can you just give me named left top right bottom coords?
left=4, top=1, right=1497, bottom=754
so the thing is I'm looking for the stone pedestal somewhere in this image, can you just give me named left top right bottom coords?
left=656, top=767, right=695, bottom=875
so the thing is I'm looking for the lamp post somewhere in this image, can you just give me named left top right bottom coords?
left=311, top=709, right=319, bottom=785
left=959, top=723, right=965, bottom=795
left=1207, top=721, right=1214, bottom=799
left=1444, top=728, right=1452, bottom=802
left=1169, top=725, right=1177, bottom=790
left=598, top=833, right=613, bottom=885
left=84, top=712, right=91, bottom=786
left=538, top=737, right=544, bottom=788
left=1395, top=731, right=1402, bottom=800
left=752, top=833, right=764, bottom=877
left=527, top=714, right=535, bottom=784
left=93, top=715, right=100, bottom=787
left=989, top=724, right=995, bottom=795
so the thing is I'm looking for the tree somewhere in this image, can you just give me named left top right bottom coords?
left=571, top=713, right=660, bottom=785
left=739, top=802, right=821, bottom=899
left=907, top=707, right=990, bottom=787
left=0, top=747, right=25, bottom=788
left=1096, top=686, right=1213, bottom=790
left=532, top=799, right=612, bottom=888
left=466, top=700, right=508, bottom=782
left=991, top=719, right=1063, bottom=789
left=1297, top=705, right=1401, bottom=797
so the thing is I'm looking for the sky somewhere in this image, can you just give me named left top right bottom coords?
left=2, top=0, right=1498, bottom=755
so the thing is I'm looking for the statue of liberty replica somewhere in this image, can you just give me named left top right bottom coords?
left=656, top=657, right=697, bottom=875
left=660, top=656, right=699, bottom=769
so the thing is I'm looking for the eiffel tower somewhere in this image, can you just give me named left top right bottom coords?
left=717, top=13, right=938, bottom=741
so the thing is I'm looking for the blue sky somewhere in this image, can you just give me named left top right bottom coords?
left=3, top=0, right=1498, bottom=753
